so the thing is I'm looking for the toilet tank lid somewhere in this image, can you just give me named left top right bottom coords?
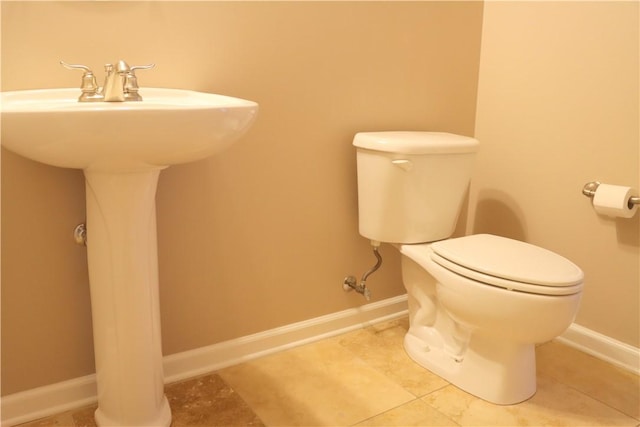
left=353, top=131, right=479, bottom=154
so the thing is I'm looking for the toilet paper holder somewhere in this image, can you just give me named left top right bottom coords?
left=582, top=181, right=640, bottom=208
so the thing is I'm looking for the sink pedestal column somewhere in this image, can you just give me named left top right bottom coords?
left=84, top=169, right=171, bottom=427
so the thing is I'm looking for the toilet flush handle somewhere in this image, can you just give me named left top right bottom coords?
left=391, top=159, right=413, bottom=172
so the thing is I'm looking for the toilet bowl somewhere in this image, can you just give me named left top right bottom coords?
left=352, top=131, right=584, bottom=405
left=399, top=234, right=582, bottom=404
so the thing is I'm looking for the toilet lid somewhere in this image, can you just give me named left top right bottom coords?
left=430, top=234, right=584, bottom=292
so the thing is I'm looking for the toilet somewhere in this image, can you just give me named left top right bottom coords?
left=353, top=131, right=583, bottom=405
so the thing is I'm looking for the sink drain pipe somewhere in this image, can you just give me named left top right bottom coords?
left=343, top=240, right=382, bottom=301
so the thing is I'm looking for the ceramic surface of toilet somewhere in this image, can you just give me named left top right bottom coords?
left=353, top=131, right=584, bottom=405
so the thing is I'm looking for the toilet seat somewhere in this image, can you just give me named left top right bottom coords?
left=429, top=234, right=584, bottom=296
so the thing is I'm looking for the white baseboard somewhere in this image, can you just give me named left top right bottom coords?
left=1, top=295, right=409, bottom=426
left=556, top=323, right=640, bottom=375
left=162, top=294, right=409, bottom=383
left=0, top=375, right=98, bottom=427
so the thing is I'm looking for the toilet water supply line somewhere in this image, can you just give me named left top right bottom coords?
left=343, top=241, right=383, bottom=301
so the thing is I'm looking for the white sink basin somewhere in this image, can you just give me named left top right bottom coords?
left=1, top=88, right=258, bottom=171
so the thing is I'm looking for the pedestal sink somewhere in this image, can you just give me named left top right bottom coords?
left=1, top=88, right=258, bottom=426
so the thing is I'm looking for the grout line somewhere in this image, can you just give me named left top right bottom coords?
left=543, top=376, right=640, bottom=423
left=347, top=397, right=422, bottom=427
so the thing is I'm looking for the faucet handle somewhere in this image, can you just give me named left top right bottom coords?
left=123, top=63, right=155, bottom=102
left=60, top=61, right=92, bottom=73
left=130, top=63, right=155, bottom=73
left=60, top=61, right=101, bottom=102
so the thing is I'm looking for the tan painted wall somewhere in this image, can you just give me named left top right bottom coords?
left=472, top=2, right=639, bottom=347
left=1, top=1, right=483, bottom=395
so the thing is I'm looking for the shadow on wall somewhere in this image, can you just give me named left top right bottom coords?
left=453, top=187, right=472, bottom=238
left=614, top=214, right=640, bottom=248
left=471, top=189, right=528, bottom=241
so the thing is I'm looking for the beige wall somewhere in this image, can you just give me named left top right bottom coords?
left=1, top=1, right=483, bottom=395
left=472, top=2, right=639, bottom=347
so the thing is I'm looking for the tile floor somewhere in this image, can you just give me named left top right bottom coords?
left=17, top=317, right=640, bottom=427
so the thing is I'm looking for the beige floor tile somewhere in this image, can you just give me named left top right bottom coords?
left=356, top=398, right=459, bottom=426
left=15, top=411, right=76, bottom=427
left=70, top=406, right=97, bottom=427
left=61, top=375, right=264, bottom=427
left=537, top=340, right=640, bottom=420
left=166, top=373, right=264, bottom=426
left=219, top=339, right=415, bottom=426
left=334, top=318, right=450, bottom=397
left=422, top=376, right=639, bottom=426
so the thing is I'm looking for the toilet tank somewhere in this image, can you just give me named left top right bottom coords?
left=353, top=132, right=479, bottom=244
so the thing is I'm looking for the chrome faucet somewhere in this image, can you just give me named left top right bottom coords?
left=61, top=60, right=155, bottom=102
left=102, top=63, right=125, bottom=101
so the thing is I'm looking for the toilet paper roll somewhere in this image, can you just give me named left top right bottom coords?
left=592, top=184, right=638, bottom=218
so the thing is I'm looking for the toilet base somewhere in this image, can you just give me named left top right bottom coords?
left=404, top=330, right=537, bottom=405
